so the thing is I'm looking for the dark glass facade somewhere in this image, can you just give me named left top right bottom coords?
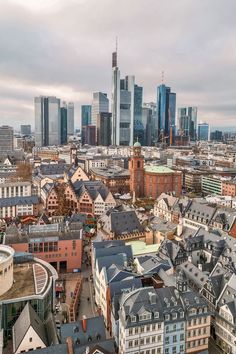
left=81, top=105, right=92, bottom=127
left=157, top=84, right=176, bottom=142
left=60, top=107, right=67, bottom=144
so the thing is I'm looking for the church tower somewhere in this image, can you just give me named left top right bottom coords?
left=129, top=141, right=144, bottom=198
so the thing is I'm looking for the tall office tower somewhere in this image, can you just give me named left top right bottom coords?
left=96, top=113, right=112, bottom=146
left=142, top=107, right=153, bottom=146
left=134, top=84, right=143, bottom=122
left=91, top=92, right=109, bottom=126
left=133, top=84, right=144, bottom=144
left=84, top=125, right=96, bottom=145
left=198, top=122, right=210, bottom=141
left=0, top=126, right=14, bottom=155
left=111, top=51, right=120, bottom=146
left=67, top=102, right=74, bottom=139
left=157, top=84, right=176, bottom=144
left=210, top=130, right=223, bottom=141
left=20, top=125, right=31, bottom=135
left=143, top=102, right=157, bottom=145
left=81, top=105, right=92, bottom=127
left=178, top=107, right=197, bottom=141
left=60, top=102, right=67, bottom=145
left=35, top=96, right=61, bottom=147
left=111, top=51, right=135, bottom=146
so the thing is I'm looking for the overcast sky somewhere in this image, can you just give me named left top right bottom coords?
left=0, top=0, right=235, bottom=130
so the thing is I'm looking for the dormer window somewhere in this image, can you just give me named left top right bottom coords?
left=131, top=315, right=136, bottom=322
left=139, top=313, right=151, bottom=321
left=154, top=311, right=159, bottom=319
left=172, top=313, right=177, bottom=320
left=165, top=314, right=170, bottom=321
left=180, top=311, right=184, bottom=318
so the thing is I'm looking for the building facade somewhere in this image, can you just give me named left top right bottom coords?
left=157, top=85, right=176, bottom=144
left=35, top=96, right=61, bottom=147
left=91, top=92, right=109, bottom=126
left=198, top=123, right=209, bottom=141
left=111, top=51, right=135, bottom=146
left=177, top=107, right=197, bottom=141
left=0, top=126, right=14, bottom=155
left=96, top=113, right=112, bottom=146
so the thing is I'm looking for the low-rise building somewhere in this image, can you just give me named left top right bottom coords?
left=90, top=166, right=130, bottom=194
left=0, top=247, right=58, bottom=341
left=4, top=221, right=83, bottom=273
left=0, top=195, right=40, bottom=219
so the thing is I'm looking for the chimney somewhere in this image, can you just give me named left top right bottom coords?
left=66, top=337, right=74, bottom=354
left=82, top=315, right=87, bottom=332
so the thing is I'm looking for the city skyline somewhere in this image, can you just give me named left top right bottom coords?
left=0, top=0, right=235, bottom=129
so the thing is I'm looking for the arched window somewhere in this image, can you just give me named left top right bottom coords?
left=137, top=161, right=140, bottom=168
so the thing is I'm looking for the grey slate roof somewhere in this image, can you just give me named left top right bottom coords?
left=184, top=200, right=216, bottom=224
left=135, top=254, right=172, bottom=275
left=102, top=210, right=144, bottom=236
left=13, top=302, right=48, bottom=352
left=73, top=180, right=110, bottom=201
left=0, top=195, right=39, bottom=208
left=30, top=339, right=116, bottom=354
left=60, top=316, right=106, bottom=346
left=38, top=163, right=67, bottom=176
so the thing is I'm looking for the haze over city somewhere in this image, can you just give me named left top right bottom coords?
left=0, top=0, right=235, bottom=129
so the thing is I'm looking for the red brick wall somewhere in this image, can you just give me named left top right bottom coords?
left=144, top=172, right=182, bottom=199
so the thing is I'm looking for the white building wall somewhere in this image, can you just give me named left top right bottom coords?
left=14, top=326, right=46, bottom=354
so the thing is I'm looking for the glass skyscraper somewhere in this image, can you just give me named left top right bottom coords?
left=35, top=96, right=61, bottom=147
left=111, top=51, right=135, bottom=146
left=178, top=107, right=197, bottom=140
left=67, top=102, right=74, bottom=139
left=81, top=105, right=92, bottom=127
left=157, top=84, right=176, bottom=143
left=198, top=123, right=209, bottom=141
left=60, top=104, right=67, bottom=145
left=91, top=92, right=109, bottom=126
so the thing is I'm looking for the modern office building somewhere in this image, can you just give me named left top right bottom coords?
left=84, top=125, right=96, bottom=145
left=60, top=103, right=67, bottom=145
left=81, top=105, right=92, bottom=127
left=96, top=112, right=112, bottom=146
left=143, top=102, right=157, bottom=145
left=198, top=122, right=210, bottom=141
left=111, top=51, right=135, bottom=146
left=91, top=92, right=109, bottom=126
left=67, top=102, right=74, bottom=139
left=20, top=125, right=31, bottom=136
left=210, top=130, right=223, bottom=141
left=157, top=85, right=176, bottom=144
left=0, top=126, right=14, bottom=155
left=177, top=107, right=197, bottom=141
left=134, top=84, right=143, bottom=122
left=34, top=96, right=61, bottom=147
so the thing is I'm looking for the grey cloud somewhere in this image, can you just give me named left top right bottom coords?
left=0, top=0, right=235, bottom=129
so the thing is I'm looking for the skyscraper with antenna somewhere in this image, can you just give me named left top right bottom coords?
left=111, top=39, right=120, bottom=145
left=111, top=40, right=135, bottom=146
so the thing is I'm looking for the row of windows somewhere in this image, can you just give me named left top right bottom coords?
left=166, top=323, right=184, bottom=332
left=187, top=327, right=208, bottom=337
left=128, top=323, right=162, bottom=335
left=187, top=338, right=208, bottom=348
left=130, top=348, right=162, bottom=354
left=165, top=334, right=184, bottom=344
left=128, top=335, right=162, bottom=347
left=188, top=317, right=208, bottom=326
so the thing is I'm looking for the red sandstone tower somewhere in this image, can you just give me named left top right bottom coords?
left=129, top=141, right=144, bottom=198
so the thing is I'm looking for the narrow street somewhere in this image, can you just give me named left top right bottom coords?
left=77, top=238, right=97, bottom=320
